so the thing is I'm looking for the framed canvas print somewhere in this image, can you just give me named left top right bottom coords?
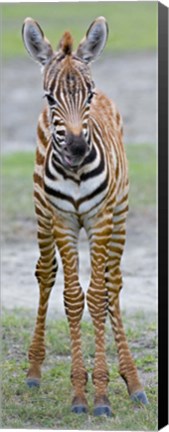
left=1, top=1, right=168, bottom=430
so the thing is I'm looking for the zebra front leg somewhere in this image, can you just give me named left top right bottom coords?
left=54, top=223, right=88, bottom=414
left=107, top=258, right=149, bottom=405
left=87, top=221, right=113, bottom=417
left=27, top=216, right=57, bottom=388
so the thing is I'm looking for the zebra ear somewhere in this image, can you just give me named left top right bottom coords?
left=76, top=16, right=108, bottom=63
left=22, top=18, right=53, bottom=66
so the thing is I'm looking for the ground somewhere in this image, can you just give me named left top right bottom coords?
left=2, top=209, right=157, bottom=318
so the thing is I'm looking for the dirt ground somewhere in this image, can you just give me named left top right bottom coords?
left=2, top=52, right=157, bottom=318
left=2, top=210, right=157, bottom=318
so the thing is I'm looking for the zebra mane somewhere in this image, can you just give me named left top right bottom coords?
left=59, top=32, right=73, bottom=56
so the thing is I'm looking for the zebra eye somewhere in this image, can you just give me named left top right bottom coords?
left=86, top=92, right=94, bottom=104
left=45, top=94, right=56, bottom=107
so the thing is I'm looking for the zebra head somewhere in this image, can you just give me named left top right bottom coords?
left=22, top=17, right=108, bottom=169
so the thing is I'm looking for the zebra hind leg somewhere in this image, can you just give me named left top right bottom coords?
left=107, top=261, right=149, bottom=405
left=26, top=231, right=58, bottom=388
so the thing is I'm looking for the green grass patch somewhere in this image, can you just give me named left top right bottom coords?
left=1, top=152, right=35, bottom=225
left=126, top=144, right=157, bottom=208
left=1, top=309, right=157, bottom=429
left=1, top=144, right=156, bottom=238
left=2, top=2, right=157, bottom=58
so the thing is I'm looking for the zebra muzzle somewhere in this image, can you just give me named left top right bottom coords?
left=63, top=131, right=88, bottom=168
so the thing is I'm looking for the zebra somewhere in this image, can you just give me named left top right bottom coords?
left=22, top=16, right=149, bottom=416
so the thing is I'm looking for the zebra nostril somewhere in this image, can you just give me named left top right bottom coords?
left=65, top=132, right=73, bottom=147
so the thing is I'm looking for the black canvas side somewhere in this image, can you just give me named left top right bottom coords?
left=158, top=2, right=168, bottom=430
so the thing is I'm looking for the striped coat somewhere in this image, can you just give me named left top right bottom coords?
left=22, top=16, right=148, bottom=416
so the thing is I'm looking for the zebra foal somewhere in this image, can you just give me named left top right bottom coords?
left=22, top=16, right=148, bottom=416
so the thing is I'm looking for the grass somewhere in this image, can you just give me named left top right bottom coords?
left=1, top=144, right=156, bottom=238
left=126, top=144, right=157, bottom=208
left=1, top=152, right=35, bottom=239
left=2, top=2, right=157, bottom=58
left=1, top=309, right=157, bottom=429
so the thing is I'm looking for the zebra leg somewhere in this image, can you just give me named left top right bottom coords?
left=109, top=294, right=149, bottom=404
left=86, top=221, right=113, bottom=417
left=54, top=223, right=88, bottom=414
left=107, top=225, right=149, bottom=405
left=27, top=214, right=57, bottom=388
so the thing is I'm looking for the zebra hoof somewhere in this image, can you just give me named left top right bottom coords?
left=71, top=395, right=88, bottom=414
left=93, top=405, right=112, bottom=417
left=71, top=404, right=88, bottom=414
left=130, top=391, right=149, bottom=405
left=26, top=377, right=40, bottom=388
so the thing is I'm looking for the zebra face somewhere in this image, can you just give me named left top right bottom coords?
left=22, top=16, right=108, bottom=168
left=43, top=55, right=95, bottom=168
